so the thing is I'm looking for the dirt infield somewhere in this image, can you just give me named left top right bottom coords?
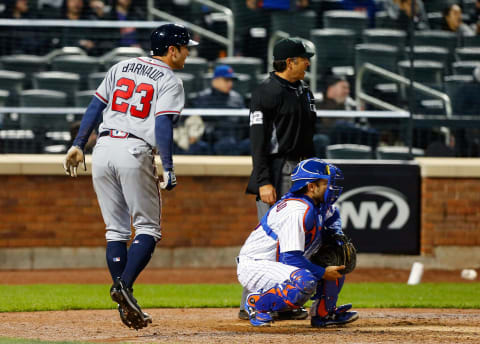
left=0, top=268, right=479, bottom=343
left=0, top=308, right=479, bottom=343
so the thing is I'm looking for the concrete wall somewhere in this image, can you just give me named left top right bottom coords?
left=0, top=155, right=479, bottom=270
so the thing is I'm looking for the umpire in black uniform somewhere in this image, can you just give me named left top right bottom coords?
left=239, top=38, right=317, bottom=321
left=247, top=38, right=317, bottom=219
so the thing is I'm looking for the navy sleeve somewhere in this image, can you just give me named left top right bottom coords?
left=279, top=250, right=325, bottom=280
left=72, top=97, right=105, bottom=150
left=155, top=115, right=174, bottom=171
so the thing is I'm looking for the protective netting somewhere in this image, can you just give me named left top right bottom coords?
left=0, top=0, right=478, bottom=156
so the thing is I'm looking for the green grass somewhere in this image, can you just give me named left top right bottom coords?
left=0, top=283, right=479, bottom=312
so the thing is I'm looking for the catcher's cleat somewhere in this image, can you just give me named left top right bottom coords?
left=273, top=307, right=309, bottom=320
left=244, top=293, right=273, bottom=327
left=311, top=310, right=359, bottom=328
left=238, top=309, right=250, bottom=320
left=110, top=277, right=152, bottom=330
left=239, top=307, right=308, bottom=321
left=334, top=303, right=353, bottom=314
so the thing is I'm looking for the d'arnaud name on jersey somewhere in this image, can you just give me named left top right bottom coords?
left=122, top=63, right=164, bottom=81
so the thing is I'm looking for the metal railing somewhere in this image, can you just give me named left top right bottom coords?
left=0, top=107, right=409, bottom=118
left=355, top=62, right=453, bottom=118
left=267, top=31, right=318, bottom=93
left=147, top=0, right=234, bottom=57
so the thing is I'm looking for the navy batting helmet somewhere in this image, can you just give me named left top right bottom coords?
left=290, top=158, right=343, bottom=204
left=150, top=24, right=198, bottom=56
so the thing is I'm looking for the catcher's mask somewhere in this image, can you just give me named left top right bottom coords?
left=289, top=158, right=343, bottom=204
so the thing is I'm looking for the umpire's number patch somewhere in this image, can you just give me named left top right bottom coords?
left=250, top=111, right=263, bottom=126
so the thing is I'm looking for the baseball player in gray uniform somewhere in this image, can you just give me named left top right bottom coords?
left=63, top=24, right=198, bottom=330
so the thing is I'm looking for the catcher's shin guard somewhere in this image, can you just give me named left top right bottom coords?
left=253, top=269, right=317, bottom=313
left=245, top=293, right=273, bottom=327
left=311, top=275, right=346, bottom=317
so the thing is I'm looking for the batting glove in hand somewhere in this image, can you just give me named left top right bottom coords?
left=159, top=169, right=177, bottom=190
left=63, top=146, right=85, bottom=177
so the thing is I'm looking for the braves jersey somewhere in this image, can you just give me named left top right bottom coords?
left=95, top=56, right=185, bottom=147
left=239, top=193, right=342, bottom=262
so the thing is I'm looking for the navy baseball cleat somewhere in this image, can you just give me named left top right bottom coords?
left=239, top=307, right=308, bottom=321
left=311, top=305, right=359, bottom=328
left=244, top=293, right=273, bottom=327
left=117, top=304, right=152, bottom=329
left=110, top=277, right=152, bottom=330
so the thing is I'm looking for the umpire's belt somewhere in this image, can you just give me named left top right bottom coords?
left=99, top=130, right=142, bottom=141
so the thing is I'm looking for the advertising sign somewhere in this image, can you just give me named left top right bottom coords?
left=335, top=161, right=420, bottom=254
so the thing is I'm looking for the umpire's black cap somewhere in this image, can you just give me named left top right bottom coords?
left=273, top=38, right=314, bottom=61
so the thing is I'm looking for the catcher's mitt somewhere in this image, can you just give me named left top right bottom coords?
left=310, top=234, right=357, bottom=275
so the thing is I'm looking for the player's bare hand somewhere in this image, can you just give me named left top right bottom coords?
left=159, top=170, right=177, bottom=190
left=259, top=184, right=276, bottom=205
left=63, top=146, right=84, bottom=177
left=323, top=265, right=346, bottom=281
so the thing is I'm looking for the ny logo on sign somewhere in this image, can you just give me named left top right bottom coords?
left=337, top=186, right=410, bottom=230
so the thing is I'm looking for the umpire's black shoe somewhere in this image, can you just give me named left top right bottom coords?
left=110, top=277, right=152, bottom=330
left=238, top=307, right=308, bottom=321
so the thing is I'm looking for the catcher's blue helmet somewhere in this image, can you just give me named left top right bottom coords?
left=290, top=158, right=343, bottom=204
left=150, top=24, right=198, bottom=56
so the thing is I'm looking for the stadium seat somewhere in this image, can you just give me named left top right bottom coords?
left=323, top=10, right=368, bottom=41
left=101, top=47, right=147, bottom=69
left=183, top=57, right=210, bottom=92
left=313, top=133, right=330, bottom=158
left=404, top=46, right=450, bottom=73
left=310, top=28, right=356, bottom=74
left=271, top=10, right=317, bottom=39
left=355, top=43, right=399, bottom=71
left=326, top=143, right=373, bottom=159
left=0, top=89, right=9, bottom=107
left=43, top=144, right=67, bottom=154
left=444, top=74, right=480, bottom=116
left=355, top=43, right=399, bottom=92
left=215, top=56, right=263, bottom=89
left=413, top=30, right=458, bottom=65
left=19, top=89, right=69, bottom=132
left=424, top=0, right=454, bottom=13
left=376, top=146, right=425, bottom=159
left=75, top=90, right=95, bottom=108
left=397, top=60, right=444, bottom=112
left=88, top=72, right=106, bottom=90
left=51, top=55, right=101, bottom=90
left=426, top=12, right=443, bottom=30
left=0, top=70, right=26, bottom=106
left=0, top=54, right=48, bottom=87
left=374, top=11, right=397, bottom=29
left=455, top=47, right=480, bottom=61
left=0, top=129, right=36, bottom=153
left=44, top=46, right=87, bottom=63
left=452, top=61, right=480, bottom=76
left=32, top=71, right=81, bottom=106
left=462, top=35, right=480, bottom=47
left=362, top=29, right=407, bottom=53
left=397, top=60, right=444, bottom=86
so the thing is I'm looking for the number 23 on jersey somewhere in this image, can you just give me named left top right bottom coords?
left=112, top=78, right=154, bottom=119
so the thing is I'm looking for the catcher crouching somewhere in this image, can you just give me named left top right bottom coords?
left=237, top=158, right=358, bottom=327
